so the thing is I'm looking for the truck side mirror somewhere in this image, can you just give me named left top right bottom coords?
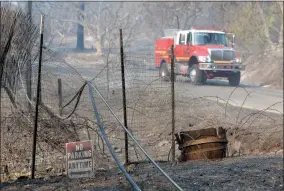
left=232, top=34, right=235, bottom=48
left=226, top=33, right=235, bottom=48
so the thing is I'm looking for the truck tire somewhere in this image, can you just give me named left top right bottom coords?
left=201, top=73, right=207, bottom=84
left=228, top=72, right=241, bottom=86
left=159, top=62, right=176, bottom=82
left=189, top=64, right=204, bottom=85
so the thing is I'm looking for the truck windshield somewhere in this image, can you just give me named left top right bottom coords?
left=194, top=32, right=228, bottom=46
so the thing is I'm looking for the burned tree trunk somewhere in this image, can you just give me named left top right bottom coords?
left=76, top=2, right=85, bottom=51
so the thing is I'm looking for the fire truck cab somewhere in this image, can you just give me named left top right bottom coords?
left=155, top=27, right=245, bottom=86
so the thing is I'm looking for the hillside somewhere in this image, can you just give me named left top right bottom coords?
left=241, top=46, right=283, bottom=89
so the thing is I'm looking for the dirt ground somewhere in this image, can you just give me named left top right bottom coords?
left=1, top=156, right=282, bottom=191
left=94, top=85, right=283, bottom=163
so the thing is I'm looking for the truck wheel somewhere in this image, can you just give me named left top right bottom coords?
left=228, top=72, right=241, bottom=86
left=159, top=62, right=176, bottom=82
left=159, top=62, right=170, bottom=81
left=201, top=73, right=207, bottom=84
left=189, top=64, right=203, bottom=85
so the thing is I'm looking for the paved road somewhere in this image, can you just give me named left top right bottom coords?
left=178, top=79, right=283, bottom=114
left=67, top=61, right=283, bottom=115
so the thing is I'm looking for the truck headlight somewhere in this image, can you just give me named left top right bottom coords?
left=198, top=56, right=211, bottom=63
left=234, top=57, right=242, bottom=64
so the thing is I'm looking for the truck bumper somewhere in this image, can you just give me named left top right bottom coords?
left=199, top=63, right=245, bottom=72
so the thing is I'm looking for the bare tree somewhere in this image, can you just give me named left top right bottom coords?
left=76, top=2, right=85, bottom=51
left=34, top=2, right=74, bottom=48
left=276, top=2, right=283, bottom=46
left=85, top=2, right=141, bottom=55
left=222, top=2, right=283, bottom=52
left=141, top=2, right=203, bottom=38
left=33, top=2, right=142, bottom=55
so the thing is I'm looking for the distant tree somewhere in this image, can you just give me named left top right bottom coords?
left=85, top=2, right=141, bottom=55
left=224, top=2, right=283, bottom=51
left=76, top=2, right=85, bottom=51
left=33, top=2, right=141, bottom=55
left=141, top=2, right=203, bottom=38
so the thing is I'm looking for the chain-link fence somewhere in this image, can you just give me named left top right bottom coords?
left=0, top=46, right=178, bottom=183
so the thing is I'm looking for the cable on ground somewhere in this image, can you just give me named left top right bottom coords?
left=87, top=81, right=141, bottom=191
left=88, top=81, right=183, bottom=191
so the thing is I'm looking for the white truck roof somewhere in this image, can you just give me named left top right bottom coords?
left=163, top=28, right=225, bottom=37
left=181, top=29, right=225, bottom=34
left=161, top=29, right=225, bottom=44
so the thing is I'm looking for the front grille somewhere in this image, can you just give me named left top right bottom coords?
left=211, top=50, right=222, bottom=60
left=223, top=50, right=235, bottom=61
left=210, top=49, right=235, bottom=61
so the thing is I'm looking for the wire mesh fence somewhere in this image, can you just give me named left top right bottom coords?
left=0, top=49, right=177, bottom=183
left=0, top=46, right=224, bottom=179
left=90, top=53, right=173, bottom=163
left=1, top=50, right=86, bottom=179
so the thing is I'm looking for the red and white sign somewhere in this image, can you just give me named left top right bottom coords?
left=66, top=140, right=94, bottom=179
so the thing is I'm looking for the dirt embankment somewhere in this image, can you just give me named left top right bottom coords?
left=241, top=46, right=283, bottom=89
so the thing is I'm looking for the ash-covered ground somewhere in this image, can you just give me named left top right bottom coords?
left=1, top=156, right=282, bottom=191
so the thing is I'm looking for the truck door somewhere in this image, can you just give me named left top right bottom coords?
left=177, top=32, right=193, bottom=74
left=175, top=33, right=186, bottom=62
left=185, top=32, right=192, bottom=58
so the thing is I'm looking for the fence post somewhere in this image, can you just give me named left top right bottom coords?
left=170, top=45, right=176, bottom=163
left=107, top=57, right=110, bottom=99
left=0, top=1, right=2, bottom=183
left=58, top=78, right=62, bottom=116
left=31, top=14, right=44, bottom=179
left=119, top=29, right=129, bottom=165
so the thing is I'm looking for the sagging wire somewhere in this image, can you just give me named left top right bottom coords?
left=17, top=44, right=88, bottom=121
left=87, top=81, right=141, bottom=191
left=18, top=54, right=87, bottom=121
left=88, top=81, right=184, bottom=191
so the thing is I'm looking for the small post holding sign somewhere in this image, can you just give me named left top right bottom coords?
left=66, top=140, right=94, bottom=179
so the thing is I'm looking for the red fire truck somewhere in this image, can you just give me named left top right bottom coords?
left=155, top=27, right=245, bottom=86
